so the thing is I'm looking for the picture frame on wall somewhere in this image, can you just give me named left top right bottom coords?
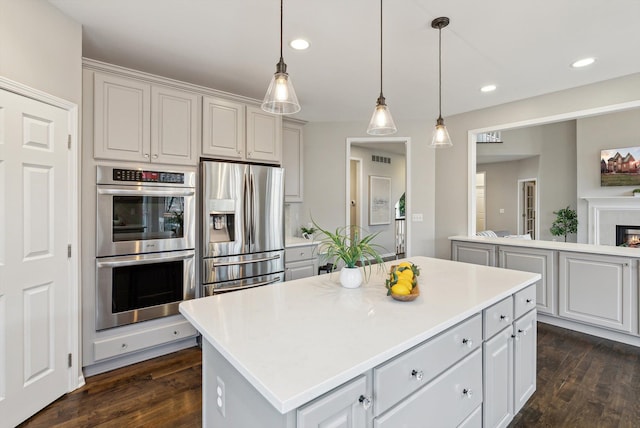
left=369, top=175, right=391, bottom=225
left=600, top=146, right=640, bottom=186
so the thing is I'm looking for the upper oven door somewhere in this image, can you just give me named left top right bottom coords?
left=97, top=185, right=195, bottom=257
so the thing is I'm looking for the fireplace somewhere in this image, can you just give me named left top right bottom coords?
left=616, top=225, right=640, bottom=247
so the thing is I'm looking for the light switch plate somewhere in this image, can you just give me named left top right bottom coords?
left=412, top=213, right=423, bottom=222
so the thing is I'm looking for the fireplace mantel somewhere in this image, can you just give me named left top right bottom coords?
left=582, top=196, right=640, bottom=245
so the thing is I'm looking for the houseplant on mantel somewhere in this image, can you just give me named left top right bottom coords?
left=313, top=221, right=385, bottom=288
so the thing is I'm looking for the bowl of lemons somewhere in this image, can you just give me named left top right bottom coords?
left=386, top=261, right=420, bottom=301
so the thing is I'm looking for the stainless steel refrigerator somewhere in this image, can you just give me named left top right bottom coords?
left=200, top=161, right=284, bottom=295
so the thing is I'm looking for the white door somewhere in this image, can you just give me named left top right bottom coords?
left=0, top=88, right=71, bottom=426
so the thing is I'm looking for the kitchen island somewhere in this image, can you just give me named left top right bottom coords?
left=179, top=256, right=540, bottom=427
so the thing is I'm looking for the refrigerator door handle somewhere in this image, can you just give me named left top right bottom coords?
left=250, top=172, right=255, bottom=247
left=213, top=253, right=281, bottom=267
left=243, top=171, right=250, bottom=246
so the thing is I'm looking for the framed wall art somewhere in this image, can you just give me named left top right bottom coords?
left=600, top=146, right=640, bottom=186
left=369, top=175, right=391, bottom=225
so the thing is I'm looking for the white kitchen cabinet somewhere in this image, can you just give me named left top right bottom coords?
left=283, top=119, right=305, bottom=202
left=297, top=375, right=369, bottom=428
left=451, top=241, right=497, bottom=266
left=285, top=244, right=318, bottom=281
left=202, top=98, right=282, bottom=164
left=513, top=309, right=537, bottom=414
left=558, top=252, right=634, bottom=333
left=483, top=327, right=513, bottom=428
left=93, top=71, right=199, bottom=165
left=499, top=246, right=556, bottom=315
left=483, top=285, right=536, bottom=427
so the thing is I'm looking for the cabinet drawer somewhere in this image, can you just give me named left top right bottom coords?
left=93, top=319, right=197, bottom=361
left=514, top=285, right=537, bottom=319
left=484, top=297, right=514, bottom=339
left=373, top=314, right=481, bottom=416
left=374, top=349, right=482, bottom=428
left=285, top=245, right=315, bottom=262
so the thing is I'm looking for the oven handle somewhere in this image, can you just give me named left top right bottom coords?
left=216, top=277, right=281, bottom=293
left=97, top=187, right=195, bottom=197
left=96, top=251, right=195, bottom=268
left=214, top=253, right=281, bottom=267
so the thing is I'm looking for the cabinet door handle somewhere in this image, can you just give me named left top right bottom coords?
left=358, top=395, right=372, bottom=410
left=526, top=298, right=533, bottom=304
left=518, top=328, right=527, bottom=336
left=144, top=153, right=150, bottom=159
left=463, top=388, right=473, bottom=398
left=511, top=334, right=520, bottom=341
left=411, top=369, right=424, bottom=381
left=152, top=154, right=158, bottom=159
left=462, top=338, right=473, bottom=348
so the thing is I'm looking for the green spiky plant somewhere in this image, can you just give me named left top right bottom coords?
left=312, top=220, right=385, bottom=281
left=550, top=206, right=578, bottom=242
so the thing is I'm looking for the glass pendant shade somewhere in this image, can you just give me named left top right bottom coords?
left=262, top=66, right=301, bottom=114
left=367, top=95, right=397, bottom=135
left=430, top=116, right=453, bottom=148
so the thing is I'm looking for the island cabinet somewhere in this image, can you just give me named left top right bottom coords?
left=558, top=251, right=634, bottom=333
left=483, top=285, right=537, bottom=428
left=92, top=71, right=200, bottom=165
left=202, top=96, right=282, bottom=164
left=452, top=241, right=497, bottom=267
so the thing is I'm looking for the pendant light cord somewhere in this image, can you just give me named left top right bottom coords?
left=438, top=25, right=442, bottom=119
left=379, top=0, right=383, bottom=96
left=280, top=0, right=284, bottom=62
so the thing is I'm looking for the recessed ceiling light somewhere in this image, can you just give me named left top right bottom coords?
left=289, top=39, right=310, bottom=50
left=480, top=84, right=497, bottom=93
left=571, top=57, right=596, bottom=68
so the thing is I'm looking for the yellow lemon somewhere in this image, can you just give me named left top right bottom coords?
left=391, top=283, right=411, bottom=295
left=395, top=278, right=413, bottom=290
left=397, top=269, right=414, bottom=281
left=398, top=262, right=412, bottom=269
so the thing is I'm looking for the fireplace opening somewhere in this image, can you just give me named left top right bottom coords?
left=616, top=225, right=640, bottom=247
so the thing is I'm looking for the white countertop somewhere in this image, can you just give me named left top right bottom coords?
left=449, top=235, right=640, bottom=258
left=179, top=256, right=539, bottom=414
left=285, top=236, right=319, bottom=248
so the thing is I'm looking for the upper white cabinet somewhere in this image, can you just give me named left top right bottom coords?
left=282, top=119, right=305, bottom=202
left=93, top=72, right=199, bottom=165
left=202, top=98, right=282, bottom=164
left=558, top=251, right=634, bottom=333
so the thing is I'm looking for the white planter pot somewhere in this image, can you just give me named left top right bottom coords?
left=340, top=267, right=363, bottom=289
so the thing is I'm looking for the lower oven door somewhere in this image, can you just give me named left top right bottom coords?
left=202, top=250, right=284, bottom=295
left=96, top=249, right=195, bottom=330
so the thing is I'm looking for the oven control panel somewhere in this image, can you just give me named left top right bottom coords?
left=112, top=168, right=184, bottom=184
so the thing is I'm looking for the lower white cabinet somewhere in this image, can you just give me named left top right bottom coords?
left=558, top=252, right=633, bottom=333
left=285, top=244, right=318, bottom=281
left=483, top=286, right=537, bottom=427
left=451, top=241, right=497, bottom=266
left=297, top=375, right=369, bottom=428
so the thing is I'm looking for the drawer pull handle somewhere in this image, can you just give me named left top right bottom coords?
left=463, top=388, right=473, bottom=398
left=462, top=338, right=473, bottom=348
left=499, top=315, right=510, bottom=322
left=358, top=395, right=372, bottom=410
left=526, top=298, right=533, bottom=304
left=511, top=334, right=519, bottom=341
left=173, top=330, right=179, bottom=336
left=411, top=369, right=424, bottom=381
left=121, top=343, right=128, bottom=349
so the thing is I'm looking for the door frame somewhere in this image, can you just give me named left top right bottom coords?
left=0, top=76, right=83, bottom=390
left=349, top=157, right=363, bottom=236
left=517, top=178, right=538, bottom=238
left=345, top=137, right=412, bottom=256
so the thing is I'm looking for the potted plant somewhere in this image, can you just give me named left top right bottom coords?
left=550, top=206, right=578, bottom=242
left=313, top=221, right=385, bottom=288
left=300, top=225, right=317, bottom=239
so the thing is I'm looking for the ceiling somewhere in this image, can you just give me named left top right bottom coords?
left=49, top=0, right=640, bottom=124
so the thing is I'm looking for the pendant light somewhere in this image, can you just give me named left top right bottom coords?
left=367, top=0, right=397, bottom=135
left=262, top=0, right=301, bottom=115
left=429, top=16, right=452, bottom=148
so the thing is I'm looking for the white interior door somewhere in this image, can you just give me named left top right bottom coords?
left=0, top=88, right=71, bottom=426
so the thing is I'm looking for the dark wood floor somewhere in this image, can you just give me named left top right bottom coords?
left=19, top=322, right=640, bottom=427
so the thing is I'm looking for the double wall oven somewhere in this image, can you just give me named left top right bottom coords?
left=95, top=166, right=196, bottom=330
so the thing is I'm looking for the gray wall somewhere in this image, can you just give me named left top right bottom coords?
left=0, top=0, right=82, bottom=105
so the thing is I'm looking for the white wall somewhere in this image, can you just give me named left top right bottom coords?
left=435, top=73, right=640, bottom=259
left=301, top=121, right=435, bottom=257
left=479, top=161, right=520, bottom=234
left=0, top=0, right=82, bottom=105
